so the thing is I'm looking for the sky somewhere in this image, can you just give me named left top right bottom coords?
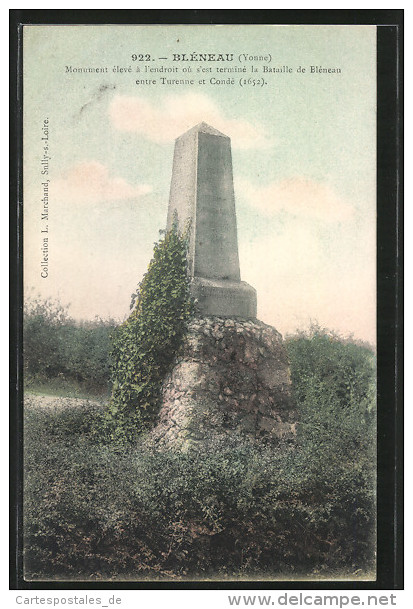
left=23, top=25, right=376, bottom=344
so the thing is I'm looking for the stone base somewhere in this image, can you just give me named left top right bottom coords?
left=148, top=317, right=297, bottom=450
left=191, top=277, right=257, bottom=318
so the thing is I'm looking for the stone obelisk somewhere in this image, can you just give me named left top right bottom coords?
left=149, top=123, right=295, bottom=448
left=167, top=122, right=257, bottom=318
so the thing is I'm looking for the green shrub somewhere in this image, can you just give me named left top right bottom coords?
left=285, top=325, right=376, bottom=463
left=24, top=426, right=375, bottom=580
left=23, top=296, right=115, bottom=395
left=105, top=219, right=193, bottom=444
left=23, top=325, right=376, bottom=580
left=23, top=297, right=70, bottom=381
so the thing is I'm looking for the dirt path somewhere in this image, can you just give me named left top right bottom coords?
left=24, top=393, right=105, bottom=410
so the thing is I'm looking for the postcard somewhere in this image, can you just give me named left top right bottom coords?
left=21, top=23, right=379, bottom=583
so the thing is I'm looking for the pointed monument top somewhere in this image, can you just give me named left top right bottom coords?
left=177, top=122, right=229, bottom=140
left=167, top=118, right=257, bottom=317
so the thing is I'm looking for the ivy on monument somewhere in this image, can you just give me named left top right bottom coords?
left=105, top=215, right=194, bottom=444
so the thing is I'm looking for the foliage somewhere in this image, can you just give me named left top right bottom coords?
left=24, top=423, right=375, bottom=580
left=23, top=295, right=115, bottom=396
left=105, top=219, right=193, bottom=444
left=285, top=324, right=376, bottom=463
left=24, top=327, right=376, bottom=581
left=286, top=324, right=375, bottom=413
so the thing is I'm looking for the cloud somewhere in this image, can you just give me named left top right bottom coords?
left=109, top=93, right=272, bottom=149
left=237, top=176, right=354, bottom=223
left=51, top=161, right=152, bottom=204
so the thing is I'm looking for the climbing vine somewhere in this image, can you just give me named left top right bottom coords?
left=105, top=218, right=193, bottom=444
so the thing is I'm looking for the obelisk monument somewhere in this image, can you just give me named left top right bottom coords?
left=167, top=122, right=257, bottom=318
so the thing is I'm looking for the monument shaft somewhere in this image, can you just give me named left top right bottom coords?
left=167, top=122, right=256, bottom=318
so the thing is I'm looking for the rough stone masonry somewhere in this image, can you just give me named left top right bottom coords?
left=150, top=317, right=296, bottom=449
left=150, top=123, right=296, bottom=448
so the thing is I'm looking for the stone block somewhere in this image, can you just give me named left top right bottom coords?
left=191, top=277, right=257, bottom=318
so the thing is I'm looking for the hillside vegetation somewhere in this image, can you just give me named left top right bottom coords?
left=23, top=226, right=376, bottom=581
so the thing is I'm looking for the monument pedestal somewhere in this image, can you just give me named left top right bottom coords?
left=148, top=317, right=296, bottom=450
left=191, top=277, right=257, bottom=318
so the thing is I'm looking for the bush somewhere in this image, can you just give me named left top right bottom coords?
left=24, top=429, right=375, bottom=580
left=285, top=325, right=376, bottom=465
left=23, top=297, right=69, bottom=381
left=105, top=219, right=194, bottom=444
left=23, top=296, right=115, bottom=395
left=24, top=328, right=376, bottom=580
